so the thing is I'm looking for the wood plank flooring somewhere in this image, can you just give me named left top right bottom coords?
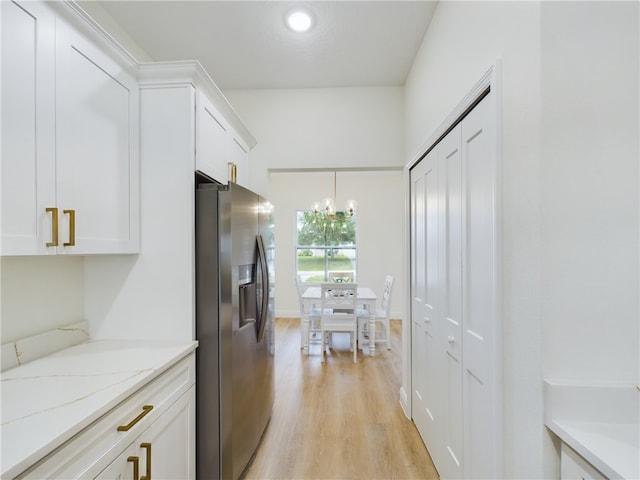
left=241, top=318, right=439, bottom=480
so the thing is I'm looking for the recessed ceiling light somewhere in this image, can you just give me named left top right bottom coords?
left=285, top=9, right=313, bottom=33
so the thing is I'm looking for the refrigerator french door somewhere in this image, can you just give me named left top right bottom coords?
left=195, top=172, right=275, bottom=480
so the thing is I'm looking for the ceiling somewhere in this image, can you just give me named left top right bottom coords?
left=86, top=1, right=438, bottom=90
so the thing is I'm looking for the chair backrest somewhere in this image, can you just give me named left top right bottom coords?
left=320, top=283, right=358, bottom=314
left=329, top=271, right=354, bottom=283
left=380, top=275, right=394, bottom=316
left=295, top=275, right=308, bottom=315
left=295, top=275, right=305, bottom=297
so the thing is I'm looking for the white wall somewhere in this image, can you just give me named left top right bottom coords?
left=0, top=256, right=84, bottom=342
left=404, top=1, right=639, bottom=478
left=75, top=1, right=153, bottom=62
left=404, top=2, right=545, bottom=478
left=84, top=85, right=197, bottom=342
left=225, top=87, right=406, bottom=320
left=540, top=2, right=639, bottom=383
left=225, top=87, right=405, bottom=196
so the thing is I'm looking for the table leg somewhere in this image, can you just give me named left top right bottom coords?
left=369, top=311, right=376, bottom=356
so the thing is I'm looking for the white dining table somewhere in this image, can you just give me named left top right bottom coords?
left=301, top=286, right=378, bottom=356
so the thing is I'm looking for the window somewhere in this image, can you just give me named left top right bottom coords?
left=296, top=211, right=357, bottom=283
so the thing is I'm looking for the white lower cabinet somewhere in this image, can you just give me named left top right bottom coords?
left=93, top=444, right=137, bottom=480
left=560, top=443, right=606, bottom=480
left=96, top=390, right=195, bottom=480
left=17, top=354, right=195, bottom=480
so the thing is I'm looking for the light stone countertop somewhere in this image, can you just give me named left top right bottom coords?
left=0, top=339, right=198, bottom=479
left=547, top=419, right=639, bottom=479
left=544, top=380, right=639, bottom=479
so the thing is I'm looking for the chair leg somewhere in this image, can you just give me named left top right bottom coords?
left=353, top=332, right=357, bottom=363
left=302, top=316, right=311, bottom=354
left=384, top=319, right=391, bottom=350
left=320, top=327, right=325, bottom=363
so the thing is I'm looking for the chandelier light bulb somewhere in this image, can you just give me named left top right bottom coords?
left=311, top=201, right=322, bottom=214
left=346, top=199, right=357, bottom=216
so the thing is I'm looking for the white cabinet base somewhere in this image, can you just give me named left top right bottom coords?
left=561, top=443, right=606, bottom=480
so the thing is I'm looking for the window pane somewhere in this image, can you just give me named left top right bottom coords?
left=296, top=247, right=326, bottom=282
left=296, top=211, right=357, bottom=282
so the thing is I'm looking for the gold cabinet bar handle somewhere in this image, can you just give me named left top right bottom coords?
left=117, top=405, right=153, bottom=432
left=45, top=207, right=59, bottom=247
left=140, top=442, right=152, bottom=480
left=63, top=209, right=75, bottom=246
left=228, top=162, right=237, bottom=183
left=127, top=456, right=140, bottom=480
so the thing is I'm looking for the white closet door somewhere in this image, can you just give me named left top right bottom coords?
left=440, top=125, right=464, bottom=478
left=410, top=89, right=500, bottom=480
left=461, top=96, right=499, bottom=478
left=410, top=149, right=442, bottom=460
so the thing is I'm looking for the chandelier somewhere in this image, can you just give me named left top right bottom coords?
left=311, top=171, right=357, bottom=219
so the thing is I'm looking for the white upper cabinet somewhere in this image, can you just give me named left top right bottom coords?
left=197, top=91, right=229, bottom=183
left=54, top=20, right=139, bottom=255
left=195, top=85, right=253, bottom=187
left=1, top=1, right=57, bottom=255
left=1, top=1, right=139, bottom=256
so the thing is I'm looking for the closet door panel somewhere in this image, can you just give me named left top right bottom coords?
left=410, top=152, right=442, bottom=464
left=440, top=126, right=463, bottom=479
left=411, top=161, right=427, bottom=436
left=423, top=151, right=441, bottom=443
left=461, top=96, right=499, bottom=478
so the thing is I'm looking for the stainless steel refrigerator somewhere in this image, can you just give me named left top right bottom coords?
left=195, top=172, right=275, bottom=480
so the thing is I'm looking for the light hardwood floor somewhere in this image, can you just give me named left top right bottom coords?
left=241, top=318, right=439, bottom=480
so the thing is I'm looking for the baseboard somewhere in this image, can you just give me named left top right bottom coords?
left=399, top=386, right=410, bottom=419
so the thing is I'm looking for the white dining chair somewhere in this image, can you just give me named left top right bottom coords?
left=319, top=283, right=358, bottom=363
left=358, top=275, right=394, bottom=350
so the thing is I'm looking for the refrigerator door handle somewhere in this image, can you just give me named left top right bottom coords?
left=255, top=234, right=269, bottom=342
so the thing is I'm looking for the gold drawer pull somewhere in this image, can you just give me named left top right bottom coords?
left=63, top=209, right=75, bottom=246
left=45, top=207, right=59, bottom=247
left=127, top=456, right=140, bottom=480
left=117, top=405, right=153, bottom=432
left=140, top=442, right=152, bottom=480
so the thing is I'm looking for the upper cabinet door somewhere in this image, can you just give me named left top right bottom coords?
left=196, top=90, right=228, bottom=183
left=196, top=89, right=251, bottom=188
left=55, top=20, right=139, bottom=254
left=1, top=1, right=57, bottom=255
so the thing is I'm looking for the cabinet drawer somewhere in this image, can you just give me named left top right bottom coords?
left=17, top=353, right=195, bottom=479
left=561, top=443, right=606, bottom=480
